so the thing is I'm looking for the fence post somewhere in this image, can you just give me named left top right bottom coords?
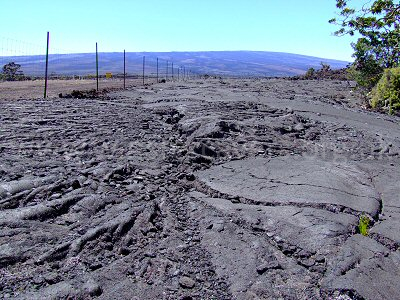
left=142, top=56, right=145, bottom=86
left=96, top=42, right=99, bottom=91
left=178, top=68, right=180, bottom=81
left=172, top=62, right=174, bottom=80
left=123, top=49, right=126, bottom=89
left=44, top=31, right=49, bottom=98
left=156, top=57, right=159, bottom=83
left=166, top=61, right=168, bottom=81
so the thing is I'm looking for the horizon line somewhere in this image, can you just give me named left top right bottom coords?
left=0, top=50, right=351, bottom=62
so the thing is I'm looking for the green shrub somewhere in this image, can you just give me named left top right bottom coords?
left=358, top=214, right=370, bottom=236
left=370, top=67, right=400, bottom=113
left=347, top=60, right=383, bottom=90
left=346, top=40, right=385, bottom=90
left=304, top=67, right=315, bottom=79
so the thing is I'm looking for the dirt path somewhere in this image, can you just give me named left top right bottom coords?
left=1, top=78, right=399, bottom=299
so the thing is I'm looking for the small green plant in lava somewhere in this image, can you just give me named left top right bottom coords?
left=358, top=214, right=370, bottom=236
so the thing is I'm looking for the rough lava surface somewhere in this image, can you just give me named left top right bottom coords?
left=1, top=78, right=400, bottom=299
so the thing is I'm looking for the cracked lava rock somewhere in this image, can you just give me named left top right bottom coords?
left=1, top=78, right=400, bottom=299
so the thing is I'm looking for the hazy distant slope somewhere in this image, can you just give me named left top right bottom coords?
left=1, top=51, right=349, bottom=77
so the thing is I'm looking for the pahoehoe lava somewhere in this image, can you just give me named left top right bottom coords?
left=1, top=78, right=400, bottom=299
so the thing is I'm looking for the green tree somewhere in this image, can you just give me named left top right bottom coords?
left=348, top=40, right=384, bottom=89
left=329, top=1, right=400, bottom=88
left=2, top=62, right=23, bottom=81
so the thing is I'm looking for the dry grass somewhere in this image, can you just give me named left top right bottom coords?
left=0, top=78, right=148, bottom=100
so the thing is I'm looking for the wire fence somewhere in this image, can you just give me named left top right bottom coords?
left=0, top=33, right=201, bottom=99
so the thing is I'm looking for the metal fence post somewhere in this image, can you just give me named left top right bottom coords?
left=142, top=56, right=145, bottom=86
left=44, top=31, right=49, bottom=98
left=157, top=57, right=159, bottom=83
left=166, top=60, right=168, bottom=81
left=124, top=49, right=126, bottom=89
left=96, top=42, right=99, bottom=91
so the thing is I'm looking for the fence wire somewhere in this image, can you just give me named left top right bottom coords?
left=1, top=37, right=200, bottom=78
left=0, top=34, right=202, bottom=99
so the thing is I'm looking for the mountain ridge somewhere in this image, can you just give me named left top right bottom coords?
left=0, top=51, right=349, bottom=77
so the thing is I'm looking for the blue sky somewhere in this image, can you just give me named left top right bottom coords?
left=0, top=0, right=356, bottom=61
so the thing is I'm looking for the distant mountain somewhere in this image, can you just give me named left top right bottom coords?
left=0, top=51, right=349, bottom=77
